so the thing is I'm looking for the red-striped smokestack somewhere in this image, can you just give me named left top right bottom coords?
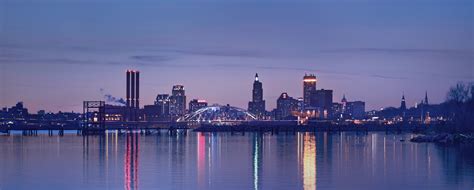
left=126, top=70, right=131, bottom=108
left=131, top=71, right=135, bottom=109
left=135, top=71, right=140, bottom=109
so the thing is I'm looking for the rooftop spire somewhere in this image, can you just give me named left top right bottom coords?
left=424, top=91, right=429, bottom=105
left=255, top=73, right=259, bottom=81
left=400, top=92, right=407, bottom=110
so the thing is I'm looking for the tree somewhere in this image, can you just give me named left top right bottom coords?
left=445, top=82, right=474, bottom=132
left=446, top=82, right=472, bottom=103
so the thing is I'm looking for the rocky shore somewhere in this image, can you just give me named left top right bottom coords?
left=410, top=133, right=474, bottom=144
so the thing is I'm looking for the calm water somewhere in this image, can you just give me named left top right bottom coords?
left=0, top=131, right=473, bottom=190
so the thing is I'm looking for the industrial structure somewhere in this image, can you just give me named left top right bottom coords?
left=126, top=70, right=140, bottom=122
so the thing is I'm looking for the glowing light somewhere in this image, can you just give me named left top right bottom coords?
left=302, top=134, right=316, bottom=190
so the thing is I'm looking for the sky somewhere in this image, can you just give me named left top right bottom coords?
left=0, top=0, right=473, bottom=113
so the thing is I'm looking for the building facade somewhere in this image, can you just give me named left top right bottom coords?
left=346, top=101, right=366, bottom=119
left=248, top=73, right=266, bottom=118
left=189, top=99, right=208, bottom=113
left=275, top=93, right=298, bottom=120
left=303, top=74, right=317, bottom=109
left=170, top=85, right=186, bottom=116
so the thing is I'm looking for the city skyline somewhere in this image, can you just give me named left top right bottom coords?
left=0, top=69, right=466, bottom=113
left=1, top=0, right=473, bottom=112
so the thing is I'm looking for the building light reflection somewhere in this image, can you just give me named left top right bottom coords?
left=253, top=134, right=263, bottom=190
left=298, top=133, right=317, bottom=190
left=125, top=133, right=139, bottom=190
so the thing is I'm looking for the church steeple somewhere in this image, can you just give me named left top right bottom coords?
left=400, top=93, right=407, bottom=110
left=424, top=91, right=428, bottom=105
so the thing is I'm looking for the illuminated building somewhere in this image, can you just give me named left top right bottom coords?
left=341, top=94, right=347, bottom=113
left=104, top=105, right=125, bottom=121
left=154, top=94, right=171, bottom=120
left=331, top=103, right=343, bottom=119
left=400, top=94, right=407, bottom=110
left=170, top=85, right=186, bottom=116
left=248, top=73, right=266, bottom=118
left=275, top=92, right=298, bottom=120
left=303, top=74, right=317, bottom=109
left=189, top=99, right=208, bottom=113
left=297, top=97, right=304, bottom=111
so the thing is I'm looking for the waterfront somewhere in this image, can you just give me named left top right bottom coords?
left=0, top=132, right=473, bottom=190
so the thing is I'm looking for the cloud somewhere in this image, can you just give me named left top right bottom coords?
left=130, top=55, right=175, bottom=62
left=160, top=48, right=269, bottom=58
left=317, top=48, right=474, bottom=55
left=256, top=65, right=409, bottom=80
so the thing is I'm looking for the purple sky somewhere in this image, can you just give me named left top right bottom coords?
left=0, top=0, right=473, bottom=113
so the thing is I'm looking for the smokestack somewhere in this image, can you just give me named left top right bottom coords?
left=126, top=70, right=130, bottom=108
left=126, top=70, right=131, bottom=121
left=136, top=71, right=140, bottom=109
left=131, top=71, right=135, bottom=109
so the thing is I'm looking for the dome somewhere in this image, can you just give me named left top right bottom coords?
left=178, top=105, right=257, bottom=125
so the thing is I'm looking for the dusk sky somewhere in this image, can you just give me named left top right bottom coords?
left=0, top=0, right=473, bottom=113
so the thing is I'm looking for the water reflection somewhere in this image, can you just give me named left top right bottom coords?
left=298, top=133, right=316, bottom=190
left=197, top=133, right=206, bottom=189
left=1, top=132, right=473, bottom=189
left=252, top=133, right=263, bottom=190
left=124, top=133, right=139, bottom=190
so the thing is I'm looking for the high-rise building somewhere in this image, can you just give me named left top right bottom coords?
left=400, top=94, right=407, bottom=110
left=307, top=89, right=333, bottom=118
left=155, top=94, right=171, bottom=120
left=248, top=73, right=266, bottom=118
left=170, top=85, right=186, bottom=116
left=189, top=99, right=208, bottom=113
left=275, top=93, right=298, bottom=120
left=303, top=74, right=317, bottom=109
left=311, top=89, right=333, bottom=110
left=126, top=70, right=140, bottom=121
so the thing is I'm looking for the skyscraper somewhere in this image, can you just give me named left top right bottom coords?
left=170, top=85, right=186, bottom=116
left=303, top=74, right=317, bottom=109
left=400, top=94, right=407, bottom=110
left=248, top=73, right=266, bottom=117
left=155, top=94, right=171, bottom=118
left=312, top=89, right=333, bottom=112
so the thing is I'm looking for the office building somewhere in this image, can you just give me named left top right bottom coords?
left=189, top=99, right=208, bottom=113
left=303, top=74, right=317, bottom=109
left=275, top=93, right=298, bottom=120
left=248, top=73, right=266, bottom=118
left=170, top=85, right=186, bottom=116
